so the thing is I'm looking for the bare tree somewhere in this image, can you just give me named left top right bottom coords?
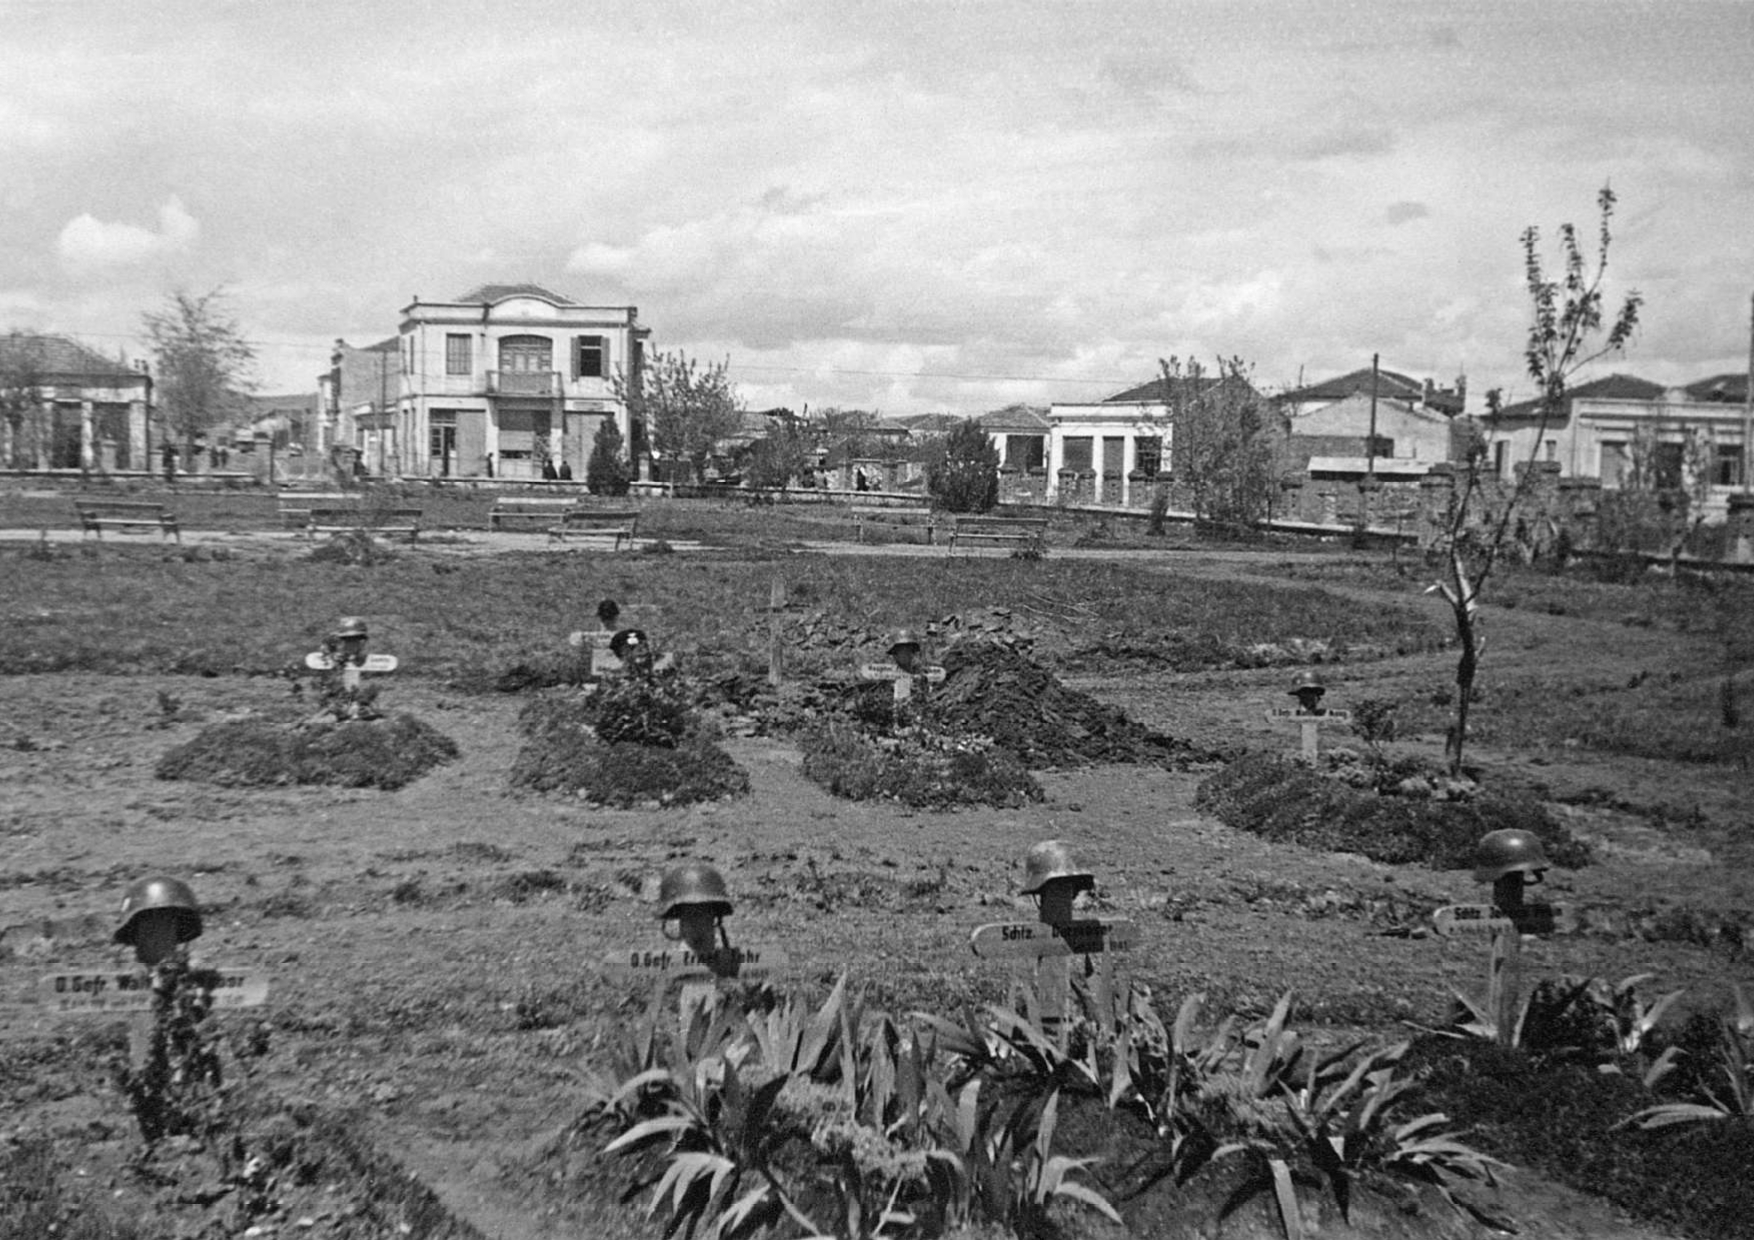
left=141, top=289, right=257, bottom=458
left=1433, top=187, right=1642, bottom=774
left=612, top=348, right=741, bottom=483
left=0, top=331, right=47, bottom=469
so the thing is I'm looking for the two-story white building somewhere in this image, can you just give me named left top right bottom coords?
left=1482, top=372, right=1752, bottom=522
left=395, top=284, right=647, bottom=480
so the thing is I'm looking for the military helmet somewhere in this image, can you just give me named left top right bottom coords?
left=888, top=629, right=921, bottom=652
left=1019, top=840, right=1095, bottom=896
left=113, top=876, right=203, bottom=947
left=609, top=628, right=649, bottom=660
left=334, top=616, right=369, bottom=639
left=656, top=861, right=732, bottom=920
left=1288, top=670, right=1326, bottom=696
left=1471, top=828, right=1550, bottom=884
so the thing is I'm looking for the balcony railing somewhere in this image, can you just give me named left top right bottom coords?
left=488, top=370, right=559, bottom=397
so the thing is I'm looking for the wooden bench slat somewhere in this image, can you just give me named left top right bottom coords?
left=946, top=515, right=1047, bottom=556
left=306, top=508, right=424, bottom=542
left=852, top=506, right=937, bottom=545
left=490, top=498, right=580, bottom=531
left=74, top=501, right=180, bottom=543
left=549, top=509, right=639, bottom=550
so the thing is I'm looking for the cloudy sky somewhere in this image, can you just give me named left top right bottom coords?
left=3, top=0, right=1750, bottom=414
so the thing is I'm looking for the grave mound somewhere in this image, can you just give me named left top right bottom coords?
left=1195, top=751, right=1591, bottom=872
left=156, top=713, right=458, bottom=790
left=510, top=685, right=749, bottom=807
left=924, top=640, right=1221, bottom=770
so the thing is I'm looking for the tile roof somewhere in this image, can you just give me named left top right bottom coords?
left=0, top=332, right=143, bottom=380
left=1684, top=373, right=1749, bottom=403
left=1489, top=373, right=1665, bottom=424
left=451, top=283, right=577, bottom=305
left=1105, top=373, right=1259, bottom=403
left=1277, top=367, right=1426, bottom=404
left=978, top=404, right=1051, bottom=432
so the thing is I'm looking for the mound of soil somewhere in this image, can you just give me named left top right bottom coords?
left=155, top=714, right=459, bottom=790
left=926, top=640, right=1223, bottom=770
left=510, top=691, right=748, bottom=807
left=1195, top=752, right=1591, bottom=872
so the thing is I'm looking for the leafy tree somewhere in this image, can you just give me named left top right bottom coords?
left=585, top=413, right=631, bottom=496
left=1160, top=356, right=1278, bottom=526
left=0, top=331, right=46, bottom=469
left=612, top=348, right=741, bottom=483
left=1598, top=421, right=1716, bottom=566
left=818, top=407, right=888, bottom=469
left=926, top=418, right=999, bottom=512
left=141, top=289, right=257, bottom=457
left=743, top=415, right=813, bottom=494
left=1435, top=187, right=1642, bottom=774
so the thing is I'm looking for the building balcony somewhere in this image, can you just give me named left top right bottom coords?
left=488, top=370, right=559, bottom=397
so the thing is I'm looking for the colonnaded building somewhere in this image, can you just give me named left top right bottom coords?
left=334, top=284, right=648, bottom=482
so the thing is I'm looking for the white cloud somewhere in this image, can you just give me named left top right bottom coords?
left=57, top=198, right=198, bottom=273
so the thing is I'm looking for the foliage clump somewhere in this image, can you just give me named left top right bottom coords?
left=585, top=414, right=631, bottom=496
left=156, top=713, right=458, bottom=790
left=510, top=682, right=747, bottom=807
left=1194, top=751, right=1590, bottom=871
left=1405, top=1024, right=1754, bottom=1240
left=575, top=978, right=1503, bottom=1240
left=925, top=418, right=999, bottom=513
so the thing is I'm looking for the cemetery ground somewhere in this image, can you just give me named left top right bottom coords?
left=1, top=511, right=1751, bottom=1240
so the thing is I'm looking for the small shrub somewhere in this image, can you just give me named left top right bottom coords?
left=593, top=672, right=689, bottom=747
left=305, top=529, right=392, bottom=565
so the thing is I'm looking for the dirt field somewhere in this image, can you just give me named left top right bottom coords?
left=2, top=527, right=1750, bottom=1238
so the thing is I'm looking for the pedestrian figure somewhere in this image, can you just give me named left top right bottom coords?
left=542, top=458, right=559, bottom=481
left=484, top=453, right=494, bottom=478
left=558, top=459, right=573, bottom=481
left=162, top=443, right=177, bottom=484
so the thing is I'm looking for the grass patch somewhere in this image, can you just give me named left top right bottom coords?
left=1404, top=1037, right=1754, bottom=1240
left=1195, top=751, right=1591, bottom=871
left=155, top=714, right=459, bottom=790
left=0, top=548, right=1447, bottom=681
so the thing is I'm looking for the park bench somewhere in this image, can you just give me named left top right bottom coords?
left=550, top=508, right=639, bottom=550
left=946, top=514, right=1049, bottom=557
left=489, top=496, right=578, bottom=532
left=74, top=500, right=181, bottom=543
left=852, top=506, right=936, bottom=545
left=276, top=492, right=351, bottom=529
left=306, top=507, right=423, bottom=542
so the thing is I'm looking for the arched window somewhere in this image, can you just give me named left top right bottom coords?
left=498, top=335, right=553, bottom=374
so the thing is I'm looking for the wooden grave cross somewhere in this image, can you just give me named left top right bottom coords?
left=970, top=886, right=1136, bottom=1046
left=1264, top=705, right=1353, bottom=762
left=859, top=661, right=946, bottom=704
left=304, top=649, right=398, bottom=691
left=1431, top=875, right=1578, bottom=1045
left=600, top=910, right=791, bottom=1023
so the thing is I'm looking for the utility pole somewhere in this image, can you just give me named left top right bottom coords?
left=1743, top=290, right=1752, bottom=494
left=1367, top=353, right=1379, bottom=477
